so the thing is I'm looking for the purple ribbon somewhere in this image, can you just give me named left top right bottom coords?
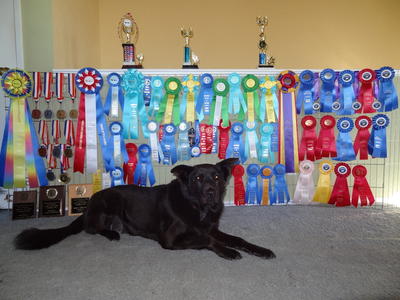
left=282, top=93, right=295, bottom=173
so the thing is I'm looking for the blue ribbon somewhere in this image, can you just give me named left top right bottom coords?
left=258, top=123, right=274, bottom=164
left=110, top=167, right=124, bottom=187
left=108, top=122, right=129, bottom=169
left=148, top=76, right=164, bottom=118
left=97, top=93, right=113, bottom=171
left=296, top=70, right=315, bottom=114
left=228, top=73, right=247, bottom=115
left=245, top=164, right=261, bottom=205
left=104, top=73, right=124, bottom=116
left=319, top=68, right=336, bottom=113
left=334, top=117, right=356, bottom=161
left=271, top=123, right=279, bottom=153
left=212, top=125, right=218, bottom=153
left=0, top=106, right=10, bottom=186
left=161, top=123, right=177, bottom=165
left=190, top=120, right=201, bottom=157
left=122, top=70, right=143, bottom=139
left=226, top=122, right=247, bottom=163
left=377, top=66, right=398, bottom=112
left=272, top=164, right=290, bottom=205
left=338, top=70, right=355, bottom=115
left=134, top=144, right=156, bottom=186
left=177, top=122, right=191, bottom=161
left=196, top=73, right=214, bottom=121
left=245, top=121, right=259, bottom=159
left=368, top=114, right=389, bottom=158
left=143, top=76, right=152, bottom=106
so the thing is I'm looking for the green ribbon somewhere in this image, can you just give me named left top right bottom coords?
left=210, top=78, right=230, bottom=127
left=156, top=77, right=182, bottom=125
left=240, top=74, right=260, bottom=122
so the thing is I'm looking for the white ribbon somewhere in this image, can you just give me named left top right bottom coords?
left=85, top=94, right=98, bottom=173
left=149, top=131, right=160, bottom=162
left=102, top=172, right=111, bottom=189
left=113, top=134, right=121, bottom=166
left=213, top=95, right=223, bottom=126
left=293, top=160, right=315, bottom=204
left=111, top=86, right=119, bottom=118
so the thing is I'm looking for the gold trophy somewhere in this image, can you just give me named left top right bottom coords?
left=118, top=13, right=143, bottom=69
left=256, top=16, right=275, bottom=68
left=181, top=27, right=199, bottom=69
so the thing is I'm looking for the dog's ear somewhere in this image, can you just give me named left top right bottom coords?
left=171, top=165, right=194, bottom=180
left=216, top=158, right=239, bottom=180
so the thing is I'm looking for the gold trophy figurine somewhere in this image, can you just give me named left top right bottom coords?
left=181, top=27, right=199, bottom=69
left=256, top=16, right=275, bottom=68
left=118, top=13, right=142, bottom=69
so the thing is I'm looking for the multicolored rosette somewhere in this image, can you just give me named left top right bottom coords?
left=157, top=77, right=182, bottom=126
left=160, top=123, right=177, bottom=165
left=334, top=117, right=356, bottom=161
left=316, top=115, right=337, bottom=159
left=196, top=73, right=214, bottom=121
left=351, top=165, right=375, bottom=207
left=181, top=74, right=200, bottom=123
left=376, top=66, right=398, bottom=112
left=312, top=160, right=333, bottom=204
left=104, top=72, right=124, bottom=118
left=227, top=73, right=247, bottom=116
left=210, top=78, right=229, bottom=127
left=277, top=70, right=300, bottom=173
left=232, top=164, right=246, bottom=206
left=260, top=166, right=273, bottom=205
left=357, top=68, right=377, bottom=113
left=299, top=116, right=318, bottom=161
left=226, top=122, right=247, bottom=163
left=241, top=74, right=260, bottom=123
left=260, top=76, right=279, bottom=122
left=354, top=116, right=372, bottom=160
left=271, top=164, right=290, bottom=205
left=133, top=144, right=156, bottom=187
left=337, top=70, right=355, bottom=115
left=245, top=164, right=261, bottom=205
left=0, top=69, right=48, bottom=188
left=319, top=68, right=336, bottom=113
left=296, top=70, right=315, bottom=115
left=293, top=160, right=315, bottom=204
left=368, top=114, right=389, bottom=158
left=328, top=163, right=351, bottom=207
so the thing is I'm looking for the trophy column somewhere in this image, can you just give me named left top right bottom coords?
left=118, top=13, right=143, bottom=69
left=256, top=16, right=275, bottom=68
left=181, top=27, right=199, bottom=69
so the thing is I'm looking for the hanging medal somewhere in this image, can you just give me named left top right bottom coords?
left=245, top=164, right=261, bottom=205
left=271, top=164, right=290, bottom=205
left=329, top=163, right=351, bottom=207
left=245, top=121, right=259, bottom=159
left=68, top=73, right=78, bottom=119
left=38, top=120, right=50, bottom=157
left=226, top=122, right=247, bottom=163
left=123, top=143, right=138, bottom=184
left=352, top=165, right=375, bottom=207
left=316, top=116, right=336, bottom=160
left=148, top=76, right=164, bottom=118
left=228, top=73, right=247, bottom=118
left=241, top=74, right=260, bottom=123
left=259, top=75, right=279, bottom=122
left=104, top=73, right=124, bottom=119
left=368, top=114, right=389, bottom=158
left=196, top=73, right=214, bottom=122
left=51, top=120, right=62, bottom=166
left=353, top=116, right=371, bottom=160
left=218, top=120, right=231, bottom=159
left=292, top=160, right=315, bottom=205
left=337, top=70, right=355, bottom=115
left=177, top=122, right=191, bottom=161
left=296, top=70, right=315, bottom=115
left=260, top=166, right=273, bottom=205
left=259, top=123, right=274, bottom=164
left=319, top=68, right=336, bottom=113
left=299, top=116, right=318, bottom=161
left=376, top=66, right=398, bottom=112
left=232, top=164, right=246, bottom=206
left=64, top=119, right=74, bottom=160
left=55, top=73, right=66, bottom=120
left=156, top=77, right=182, bottom=126
left=110, top=167, right=124, bottom=186
left=357, top=68, right=377, bottom=113
left=31, top=72, right=42, bottom=119
left=312, top=160, right=333, bottom=204
left=161, top=123, right=177, bottom=165
left=210, top=78, right=229, bottom=127
left=133, top=144, right=156, bottom=187
left=334, top=117, right=356, bottom=161
left=43, top=72, right=53, bottom=119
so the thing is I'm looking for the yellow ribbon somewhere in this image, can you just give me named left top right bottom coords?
left=261, top=178, right=270, bottom=205
left=13, top=98, right=26, bottom=187
left=164, top=93, right=175, bottom=124
left=265, top=91, right=276, bottom=123
left=313, top=160, right=333, bottom=203
left=182, top=75, right=199, bottom=123
left=92, top=170, right=103, bottom=194
left=247, top=92, right=254, bottom=123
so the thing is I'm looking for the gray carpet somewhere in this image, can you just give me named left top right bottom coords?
left=0, top=206, right=399, bottom=300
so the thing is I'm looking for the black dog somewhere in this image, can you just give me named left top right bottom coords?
left=15, top=158, right=275, bottom=260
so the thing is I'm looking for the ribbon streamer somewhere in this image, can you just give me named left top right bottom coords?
left=245, top=121, right=259, bottom=159
left=147, top=121, right=163, bottom=162
left=133, top=144, right=156, bottom=187
left=228, top=73, right=247, bottom=117
left=196, top=73, right=214, bottom=121
left=104, top=73, right=124, bottom=118
left=43, top=72, right=53, bottom=100
left=241, top=74, right=260, bottom=123
left=226, top=122, right=247, bottom=163
left=351, top=165, right=375, bottom=207
left=354, top=116, right=371, bottom=160
left=260, top=166, right=273, bottom=205
left=177, top=122, right=191, bottom=161
left=338, top=70, right=355, bottom=115
left=32, top=72, right=42, bottom=100
left=319, top=68, right=336, bottom=113
left=109, top=122, right=129, bottom=169
left=316, top=116, right=336, bottom=160
left=292, top=160, right=315, bottom=204
left=157, top=77, right=182, bottom=126
left=296, top=70, right=315, bottom=115
left=334, top=117, right=356, bottom=161
left=357, top=69, right=377, bottom=113
left=161, top=123, right=177, bottom=165
left=329, top=163, right=351, bottom=207
left=258, top=123, right=275, bottom=164
left=123, top=143, right=138, bottom=184
left=218, top=120, right=231, bottom=159
left=313, top=160, right=333, bottom=204
left=298, top=116, right=317, bottom=161
left=143, top=76, right=152, bottom=106
left=55, top=73, right=64, bottom=100
left=245, top=164, right=261, bottom=205
left=368, top=114, right=389, bottom=158
left=181, top=74, right=200, bottom=123
left=210, top=78, right=229, bottom=127
left=67, top=73, right=76, bottom=100
left=376, top=66, right=398, bottom=112
left=271, top=164, right=290, bottom=205
left=148, top=76, right=164, bottom=118
left=232, top=165, right=246, bottom=206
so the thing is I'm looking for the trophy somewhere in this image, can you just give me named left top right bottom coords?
left=256, top=16, right=275, bottom=68
left=181, top=27, right=199, bottom=69
left=118, top=13, right=143, bottom=69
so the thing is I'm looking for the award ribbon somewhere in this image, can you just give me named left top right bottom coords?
left=143, top=76, right=152, bottom=106
left=296, top=70, right=315, bottom=115
left=260, top=166, right=273, bottom=205
left=245, top=121, right=259, bottom=159
left=232, top=165, right=246, bottom=206
left=210, top=78, right=229, bottom=127
left=353, top=116, right=372, bottom=160
left=181, top=74, right=200, bottom=123
left=368, top=114, right=389, bottom=158
left=109, top=122, right=129, bottom=168
left=260, top=76, right=279, bottom=122
left=271, top=123, right=279, bottom=153
left=177, top=122, right=191, bottom=161
left=357, top=69, right=376, bottom=113
left=147, top=121, right=163, bottom=162
left=241, top=74, right=260, bottom=123
left=316, top=116, right=336, bottom=160
left=133, top=144, right=156, bottom=187
left=293, top=160, right=315, bottom=204
left=110, top=167, right=124, bottom=187
left=199, top=124, right=214, bottom=154
left=352, top=165, right=375, bottom=207
left=196, top=73, right=214, bottom=121
left=218, top=120, right=231, bottom=159
left=338, top=70, right=355, bottom=115
left=245, top=164, right=261, bottom=205
left=277, top=71, right=299, bottom=173
left=74, top=67, right=103, bottom=174
left=123, top=143, right=138, bottom=184
left=328, top=163, right=351, bottom=207
left=122, top=70, right=143, bottom=139
left=319, top=68, right=336, bottom=113
left=68, top=73, right=76, bottom=100
left=161, top=123, right=177, bottom=165
left=228, top=73, right=247, bottom=117
left=271, top=164, right=290, bottom=205
left=96, top=90, right=112, bottom=171
left=334, top=117, right=356, bottom=161
left=104, top=73, right=124, bottom=118
left=157, top=77, right=182, bottom=126
left=299, top=116, right=318, bottom=161
left=211, top=125, right=218, bottom=154
left=148, top=77, right=164, bottom=118
left=376, top=66, right=398, bottom=112
left=312, top=160, right=333, bottom=204
left=259, top=123, right=274, bottom=164
left=226, top=122, right=247, bottom=163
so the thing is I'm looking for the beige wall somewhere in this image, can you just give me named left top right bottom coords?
left=50, top=0, right=400, bottom=69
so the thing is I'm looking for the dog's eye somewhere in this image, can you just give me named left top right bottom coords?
left=193, top=175, right=202, bottom=182
left=214, top=175, right=219, bottom=180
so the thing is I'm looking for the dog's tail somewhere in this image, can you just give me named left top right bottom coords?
left=14, top=215, right=84, bottom=250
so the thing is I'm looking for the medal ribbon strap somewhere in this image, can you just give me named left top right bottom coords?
left=226, top=122, right=247, bottom=163
left=293, top=160, right=315, bottom=204
left=313, top=161, right=333, bottom=204
left=196, top=74, right=214, bottom=121
left=260, top=166, right=273, bottom=206
left=218, top=121, right=231, bottom=159
left=377, top=66, right=398, bottom=112
left=228, top=73, right=247, bottom=116
left=368, top=114, right=389, bottom=158
left=123, top=143, right=138, bottom=184
left=161, top=124, right=177, bottom=165
left=338, top=70, right=355, bottom=115
left=328, top=163, right=351, bottom=207
left=32, top=72, right=42, bottom=100
left=272, top=164, right=290, bottom=205
left=47, top=144, right=57, bottom=169
left=245, top=122, right=259, bottom=159
left=68, top=73, right=76, bottom=100
left=242, top=75, right=260, bottom=123
left=351, top=165, right=374, bottom=207
left=73, top=93, right=86, bottom=173
left=43, top=72, right=53, bottom=101
left=148, top=77, right=164, bottom=118
left=316, top=116, right=336, bottom=159
left=55, top=73, right=64, bottom=101
left=245, top=164, right=261, bottom=205
left=64, top=120, right=75, bottom=146
left=177, top=123, right=191, bottom=161
left=296, top=70, right=314, bottom=115
left=298, top=116, right=317, bottom=161
left=133, top=144, right=156, bottom=187
left=60, top=144, right=70, bottom=170
left=334, top=117, right=356, bottom=161
left=319, top=69, right=336, bottom=113
left=51, top=120, right=61, bottom=144
left=38, top=120, right=50, bottom=146
left=104, top=73, right=124, bottom=118
left=259, top=123, right=274, bottom=164
left=353, top=116, right=371, bottom=160
left=357, top=69, right=376, bottom=113
left=232, top=165, right=246, bottom=206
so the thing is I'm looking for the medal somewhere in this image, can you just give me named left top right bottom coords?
left=46, top=169, right=56, bottom=181
left=31, top=109, right=41, bottom=119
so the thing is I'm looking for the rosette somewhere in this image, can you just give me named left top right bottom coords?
left=351, top=165, right=375, bottom=207
left=368, top=114, right=389, bottom=158
left=241, top=74, right=260, bottom=123
left=245, top=121, right=259, bottom=159
left=296, top=70, right=315, bottom=115
left=258, top=123, right=275, bottom=164
left=315, top=116, right=337, bottom=159
left=227, top=73, right=247, bottom=117
left=312, top=160, right=333, bottom=204
left=160, top=123, right=177, bottom=165
left=148, top=76, right=164, bottom=118
left=245, top=164, right=261, bottom=205
left=226, top=122, right=247, bottom=163
left=260, top=166, right=273, bottom=205
left=104, top=73, right=124, bottom=118
left=337, top=70, right=355, bottom=115
left=260, top=75, right=279, bottom=122
left=181, top=74, right=200, bottom=123
left=195, top=73, right=214, bottom=121
left=328, top=163, right=351, bottom=207
left=156, top=77, right=182, bottom=126
left=319, top=68, right=336, bottom=113
left=218, top=120, right=231, bottom=159
left=133, top=144, right=156, bottom=187
left=334, top=117, right=356, bottom=161
left=210, top=78, right=229, bottom=127
left=357, top=68, right=376, bottom=113
left=271, top=164, right=290, bottom=205
left=293, top=160, right=315, bottom=204
left=232, top=164, right=245, bottom=206
left=353, top=116, right=371, bottom=160
left=299, top=116, right=318, bottom=161
left=376, top=66, right=398, bottom=112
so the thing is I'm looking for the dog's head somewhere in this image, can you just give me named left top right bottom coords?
left=171, top=158, right=238, bottom=213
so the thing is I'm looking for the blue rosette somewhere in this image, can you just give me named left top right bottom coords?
left=258, top=123, right=275, bottom=164
left=134, top=144, right=156, bottom=187
left=245, top=164, right=261, bottom=205
left=271, top=164, right=290, bottom=205
left=334, top=117, right=356, bottom=161
left=368, top=114, right=389, bottom=158
left=196, top=73, right=214, bottom=120
left=296, top=70, right=315, bottom=114
left=161, top=123, right=177, bottom=165
left=319, top=68, right=336, bottom=113
left=228, top=73, right=247, bottom=115
left=376, top=66, right=398, bottom=112
left=337, top=70, right=355, bottom=115
left=110, top=167, right=124, bottom=187
left=226, top=122, right=247, bottom=163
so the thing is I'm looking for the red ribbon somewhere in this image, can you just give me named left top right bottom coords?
left=73, top=93, right=86, bottom=173
left=39, top=120, right=50, bottom=146
left=123, top=143, right=138, bottom=184
left=61, top=144, right=70, bottom=170
left=218, top=120, right=231, bottom=159
left=232, top=165, right=245, bottom=206
left=158, top=124, right=164, bottom=142
left=200, top=123, right=213, bottom=154
left=316, top=115, right=336, bottom=159
left=351, top=165, right=374, bottom=207
left=47, top=144, right=57, bottom=169
left=357, top=69, right=376, bottom=113
left=299, top=116, right=317, bottom=161
left=56, top=73, right=64, bottom=101
left=353, top=116, right=371, bottom=160
left=328, top=163, right=351, bottom=207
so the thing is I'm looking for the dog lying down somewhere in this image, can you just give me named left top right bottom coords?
left=14, top=158, right=275, bottom=260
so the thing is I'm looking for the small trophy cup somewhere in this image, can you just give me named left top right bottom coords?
left=256, top=16, right=275, bottom=68
left=118, top=13, right=142, bottom=69
left=181, top=27, right=199, bottom=69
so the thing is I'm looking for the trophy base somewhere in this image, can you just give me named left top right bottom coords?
left=258, top=65, right=275, bottom=68
left=122, top=64, right=143, bottom=69
left=182, top=65, right=199, bottom=69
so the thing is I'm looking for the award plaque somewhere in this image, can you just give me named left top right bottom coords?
left=256, top=16, right=275, bottom=68
left=118, top=13, right=142, bottom=69
left=68, top=184, right=93, bottom=216
left=39, top=185, right=66, bottom=217
left=12, top=190, right=37, bottom=220
left=181, top=27, right=199, bottom=69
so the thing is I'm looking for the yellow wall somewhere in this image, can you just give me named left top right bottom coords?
left=50, top=0, right=400, bottom=69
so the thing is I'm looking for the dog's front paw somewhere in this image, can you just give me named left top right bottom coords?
left=216, top=247, right=242, bottom=260
left=252, top=247, right=276, bottom=259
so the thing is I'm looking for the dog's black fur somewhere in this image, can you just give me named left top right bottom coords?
left=14, top=158, right=275, bottom=260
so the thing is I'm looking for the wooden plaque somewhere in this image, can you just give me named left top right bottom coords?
left=39, top=185, right=66, bottom=217
left=68, top=184, right=93, bottom=216
left=12, top=190, right=37, bottom=220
